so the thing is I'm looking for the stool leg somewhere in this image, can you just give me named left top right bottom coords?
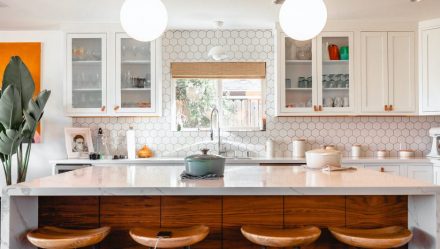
left=183, top=246, right=191, bottom=249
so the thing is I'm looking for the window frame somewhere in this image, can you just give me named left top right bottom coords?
left=171, top=78, right=266, bottom=132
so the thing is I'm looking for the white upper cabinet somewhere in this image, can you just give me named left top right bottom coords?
left=275, top=28, right=354, bottom=116
left=361, top=31, right=416, bottom=115
left=114, top=33, right=161, bottom=116
left=361, top=32, right=389, bottom=113
left=66, top=33, right=107, bottom=115
left=388, top=32, right=416, bottom=113
left=420, top=26, right=440, bottom=115
left=65, top=31, right=162, bottom=117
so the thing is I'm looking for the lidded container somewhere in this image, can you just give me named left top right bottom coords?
left=185, top=149, right=226, bottom=176
left=305, top=149, right=342, bottom=169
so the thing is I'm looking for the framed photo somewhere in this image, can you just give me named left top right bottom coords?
left=64, top=128, right=94, bottom=159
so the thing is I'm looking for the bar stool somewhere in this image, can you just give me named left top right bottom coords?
left=241, top=225, right=321, bottom=249
left=27, top=226, right=110, bottom=249
left=329, top=226, right=413, bottom=249
left=129, top=225, right=209, bottom=249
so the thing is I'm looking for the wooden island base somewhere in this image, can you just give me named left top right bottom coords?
left=39, top=196, right=408, bottom=249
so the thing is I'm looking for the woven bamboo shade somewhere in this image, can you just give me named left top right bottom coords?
left=171, top=62, right=266, bottom=79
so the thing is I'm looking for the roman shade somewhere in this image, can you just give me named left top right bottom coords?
left=171, top=62, right=266, bottom=79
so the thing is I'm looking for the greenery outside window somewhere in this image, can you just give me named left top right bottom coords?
left=173, top=78, right=265, bottom=131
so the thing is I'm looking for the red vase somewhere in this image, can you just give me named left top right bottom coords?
left=328, top=44, right=340, bottom=60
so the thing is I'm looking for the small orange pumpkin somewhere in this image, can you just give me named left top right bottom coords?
left=137, top=145, right=153, bottom=158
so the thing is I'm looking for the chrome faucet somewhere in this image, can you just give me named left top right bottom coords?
left=210, top=107, right=225, bottom=156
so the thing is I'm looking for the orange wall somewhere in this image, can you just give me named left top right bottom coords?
left=0, top=42, right=41, bottom=95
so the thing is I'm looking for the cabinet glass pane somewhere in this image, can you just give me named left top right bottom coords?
left=285, top=37, right=313, bottom=109
left=120, top=38, right=152, bottom=109
left=71, top=38, right=102, bottom=108
left=321, top=36, right=350, bottom=109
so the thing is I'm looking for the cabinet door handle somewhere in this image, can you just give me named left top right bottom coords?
left=318, top=105, right=323, bottom=111
left=389, top=105, right=393, bottom=111
left=384, top=105, right=389, bottom=111
left=380, top=167, right=385, bottom=172
left=101, top=106, right=106, bottom=112
left=114, top=106, right=120, bottom=111
left=313, top=105, right=318, bottom=112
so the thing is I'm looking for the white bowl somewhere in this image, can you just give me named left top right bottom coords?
left=305, top=149, right=342, bottom=169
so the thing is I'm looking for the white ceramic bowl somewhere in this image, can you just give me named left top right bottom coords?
left=305, top=149, right=342, bottom=169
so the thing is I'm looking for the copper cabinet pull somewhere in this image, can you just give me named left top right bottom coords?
left=114, top=106, right=120, bottom=111
left=380, top=167, right=385, bottom=173
left=318, top=105, right=323, bottom=111
left=313, top=105, right=317, bottom=112
left=389, top=105, right=393, bottom=111
left=384, top=105, right=389, bottom=111
left=101, top=106, right=106, bottom=112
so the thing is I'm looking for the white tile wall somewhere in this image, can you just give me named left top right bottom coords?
left=73, top=30, right=440, bottom=158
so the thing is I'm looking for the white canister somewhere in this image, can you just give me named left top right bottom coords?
left=266, top=139, right=274, bottom=158
left=377, top=150, right=389, bottom=158
left=399, top=150, right=415, bottom=158
left=292, top=139, right=306, bottom=158
left=351, top=145, right=362, bottom=157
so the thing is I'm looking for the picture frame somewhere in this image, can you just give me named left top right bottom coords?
left=64, top=127, right=94, bottom=159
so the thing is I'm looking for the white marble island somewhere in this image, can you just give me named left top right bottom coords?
left=2, top=165, right=440, bottom=249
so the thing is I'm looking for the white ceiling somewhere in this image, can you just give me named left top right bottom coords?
left=0, top=0, right=439, bottom=30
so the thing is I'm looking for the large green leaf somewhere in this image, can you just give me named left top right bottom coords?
left=0, top=85, right=23, bottom=130
left=2, top=56, right=35, bottom=109
left=0, top=129, right=22, bottom=155
left=23, top=90, right=51, bottom=139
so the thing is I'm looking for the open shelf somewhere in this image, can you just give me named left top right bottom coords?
left=121, top=60, right=151, bottom=64
left=286, top=88, right=313, bottom=91
left=323, top=88, right=349, bottom=90
left=286, top=60, right=312, bottom=64
left=72, top=88, right=101, bottom=91
left=323, top=60, right=349, bottom=64
left=121, top=88, right=151, bottom=91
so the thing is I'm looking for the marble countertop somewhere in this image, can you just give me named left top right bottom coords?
left=49, top=157, right=438, bottom=165
left=4, top=165, right=440, bottom=196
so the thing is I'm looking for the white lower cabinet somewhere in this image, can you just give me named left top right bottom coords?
left=363, top=164, right=434, bottom=183
left=433, top=166, right=440, bottom=185
left=406, top=165, right=434, bottom=183
left=364, top=165, right=401, bottom=176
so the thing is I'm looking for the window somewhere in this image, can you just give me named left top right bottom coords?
left=174, top=78, right=265, bottom=131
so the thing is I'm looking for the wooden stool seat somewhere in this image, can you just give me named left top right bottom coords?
left=329, top=226, right=413, bottom=249
left=241, top=225, right=321, bottom=248
left=129, top=225, right=209, bottom=248
left=27, top=226, right=110, bottom=249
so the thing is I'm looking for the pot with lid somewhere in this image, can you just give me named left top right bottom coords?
left=305, top=148, right=342, bottom=169
left=185, top=149, right=226, bottom=176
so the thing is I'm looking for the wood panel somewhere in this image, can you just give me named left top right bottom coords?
left=171, top=62, right=266, bottom=79
left=284, top=196, right=345, bottom=227
left=39, top=196, right=99, bottom=229
left=100, top=196, right=160, bottom=249
left=346, top=196, right=408, bottom=228
left=223, top=196, right=283, bottom=249
left=284, top=196, right=346, bottom=249
left=161, top=196, right=222, bottom=249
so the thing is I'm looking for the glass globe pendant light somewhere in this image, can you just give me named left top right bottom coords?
left=120, top=0, right=168, bottom=42
left=279, top=0, right=328, bottom=41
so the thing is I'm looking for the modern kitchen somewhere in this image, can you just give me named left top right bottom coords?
left=1, top=0, right=440, bottom=249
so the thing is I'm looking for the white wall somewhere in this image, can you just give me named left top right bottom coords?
left=0, top=31, right=71, bottom=188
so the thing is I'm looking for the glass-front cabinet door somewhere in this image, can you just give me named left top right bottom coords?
left=281, top=35, right=317, bottom=113
left=115, top=33, right=157, bottom=114
left=317, top=32, right=354, bottom=113
left=66, top=33, right=107, bottom=114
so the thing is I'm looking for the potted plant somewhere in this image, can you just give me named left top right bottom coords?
left=0, top=56, right=51, bottom=185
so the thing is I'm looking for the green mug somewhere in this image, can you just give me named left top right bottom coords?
left=340, top=46, right=349, bottom=60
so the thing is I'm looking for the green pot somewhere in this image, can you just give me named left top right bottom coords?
left=185, top=149, right=225, bottom=176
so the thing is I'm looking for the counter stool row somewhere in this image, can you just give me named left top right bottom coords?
left=27, top=224, right=413, bottom=249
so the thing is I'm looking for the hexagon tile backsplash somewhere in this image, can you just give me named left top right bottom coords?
left=73, top=29, right=440, bottom=158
